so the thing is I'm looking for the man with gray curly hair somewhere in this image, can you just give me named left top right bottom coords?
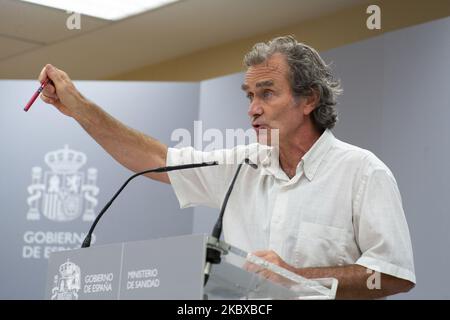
left=244, top=35, right=340, bottom=132
left=38, top=35, right=415, bottom=299
left=238, top=36, right=415, bottom=298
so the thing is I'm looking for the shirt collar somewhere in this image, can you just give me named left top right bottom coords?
left=259, top=129, right=335, bottom=182
left=301, top=129, right=335, bottom=181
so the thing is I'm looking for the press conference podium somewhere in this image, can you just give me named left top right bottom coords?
left=45, top=234, right=338, bottom=300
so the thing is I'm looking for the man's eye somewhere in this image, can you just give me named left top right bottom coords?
left=247, top=93, right=254, bottom=102
left=263, top=90, right=273, bottom=98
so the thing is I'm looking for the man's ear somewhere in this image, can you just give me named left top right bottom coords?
left=303, top=88, right=319, bottom=116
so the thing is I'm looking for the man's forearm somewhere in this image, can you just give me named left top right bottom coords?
left=37, top=64, right=170, bottom=183
left=75, top=100, right=170, bottom=183
left=296, top=264, right=414, bottom=299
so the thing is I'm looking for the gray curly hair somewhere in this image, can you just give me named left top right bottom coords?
left=243, top=35, right=342, bottom=130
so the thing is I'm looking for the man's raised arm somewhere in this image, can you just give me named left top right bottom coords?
left=38, top=64, right=170, bottom=184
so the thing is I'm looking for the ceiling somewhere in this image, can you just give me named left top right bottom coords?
left=0, top=0, right=367, bottom=79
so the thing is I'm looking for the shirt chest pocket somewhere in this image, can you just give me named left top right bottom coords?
left=293, top=222, right=354, bottom=268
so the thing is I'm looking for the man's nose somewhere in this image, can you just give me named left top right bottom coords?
left=248, top=99, right=263, bottom=118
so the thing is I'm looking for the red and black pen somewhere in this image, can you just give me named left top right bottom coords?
left=23, top=78, right=51, bottom=112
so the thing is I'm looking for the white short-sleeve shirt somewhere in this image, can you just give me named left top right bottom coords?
left=167, top=129, right=416, bottom=283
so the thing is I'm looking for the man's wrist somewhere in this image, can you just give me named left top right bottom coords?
left=74, top=99, right=95, bottom=125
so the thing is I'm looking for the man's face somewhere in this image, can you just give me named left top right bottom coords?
left=242, top=53, right=309, bottom=145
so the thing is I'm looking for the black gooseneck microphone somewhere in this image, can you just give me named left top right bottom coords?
left=204, top=158, right=257, bottom=286
left=81, top=161, right=219, bottom=248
